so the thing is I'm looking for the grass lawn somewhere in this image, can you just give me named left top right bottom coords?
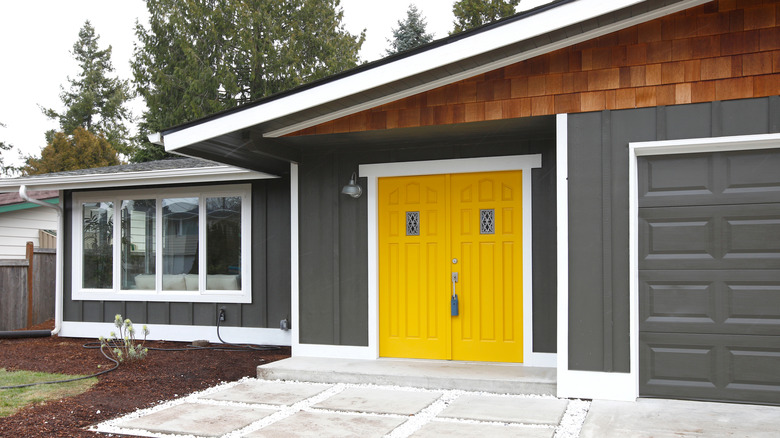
left=0, top=368, right=97, bottom=417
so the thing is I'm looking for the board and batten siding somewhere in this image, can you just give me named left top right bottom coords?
left=0, top=206, right=58, bottom=259
left=566, top=95, right=780, bottom=373
left=62, top=178, right=291, bottom=329
left=297, top=125, right=558, bottom=350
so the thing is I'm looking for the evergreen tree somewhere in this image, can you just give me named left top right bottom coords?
left=386, top=4, right=434, bottom=55
left=132, top=0, right=365, bottom=162
left=21, top=127, right=120, bottom=176
left=451, top=0, right=520, bottom=34
left=0, top=123, right=19, bottom=177
left=42, top=21, right=133, bottom=156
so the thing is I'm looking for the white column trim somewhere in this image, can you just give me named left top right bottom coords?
left=556, top=112, right=641, bottom=401
left=290, top=163, right=302, bottom=353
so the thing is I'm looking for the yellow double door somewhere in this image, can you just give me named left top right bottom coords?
left=378, top=171, right=523, bottom=363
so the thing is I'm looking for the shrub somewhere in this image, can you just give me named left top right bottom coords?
left=99, top=314, right=149, bottom=363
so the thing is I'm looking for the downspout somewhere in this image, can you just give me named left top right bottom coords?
left=0, top=185, right=64, bottom=338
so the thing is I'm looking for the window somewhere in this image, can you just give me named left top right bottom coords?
left=72, top=185, right=251, bottom=303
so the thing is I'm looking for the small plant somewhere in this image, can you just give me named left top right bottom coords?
left=99, top=314, right=150, bottom=363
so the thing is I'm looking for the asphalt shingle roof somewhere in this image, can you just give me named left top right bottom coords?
left=5, top=158, right=221, bottom=182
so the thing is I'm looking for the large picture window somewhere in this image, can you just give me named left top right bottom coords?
left=72, top=185, right=251, bottom=303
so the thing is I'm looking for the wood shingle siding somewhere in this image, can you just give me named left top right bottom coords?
left=290, top=0, right=780, bottom=137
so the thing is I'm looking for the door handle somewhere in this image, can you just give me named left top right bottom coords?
left=451, top=272, right=459, bottom=316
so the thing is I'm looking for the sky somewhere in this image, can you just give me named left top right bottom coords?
left=0, top=0, right=550, bottom=169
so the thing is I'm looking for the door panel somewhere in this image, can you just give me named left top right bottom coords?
left=451, top=171, right=523, bottom=362
left=379, top=171, right=523, bottom=363
left=379, top=175, right=449, bottom=360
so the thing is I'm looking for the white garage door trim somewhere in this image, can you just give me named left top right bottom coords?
left=628, top=132, right=780, bottom=400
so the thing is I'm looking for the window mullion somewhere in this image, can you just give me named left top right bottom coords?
left=199, top=194, right=206, bottom=294
left=113, top=197, right=121, bottom=293
left=156, top=195, right=163, bottom=293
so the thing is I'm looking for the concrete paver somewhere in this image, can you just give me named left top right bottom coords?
left=200, top=380, right=332, bottom=405
left=410, top=420, right=556, bottom=438
left=312, top=387, right=443, bottom=415
left=244, top=410, right=407, bottom=438
left=580, top=398, right=780, bottom=438
left=438, top=394, right=568, bottom=425
left=116, top=402, right=275, bottom=437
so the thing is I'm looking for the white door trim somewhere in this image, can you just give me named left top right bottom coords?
left=359, top=154, right=549, bottom=365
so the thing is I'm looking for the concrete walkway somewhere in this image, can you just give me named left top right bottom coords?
left=91, top=358, right=780, bottom=437
left=92, top=379, right=581, bottom=437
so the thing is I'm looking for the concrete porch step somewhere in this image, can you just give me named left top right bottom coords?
left=257, top=357, right=556, bottom=395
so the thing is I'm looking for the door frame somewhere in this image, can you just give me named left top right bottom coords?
left=361, top=154, right=553, bottom=366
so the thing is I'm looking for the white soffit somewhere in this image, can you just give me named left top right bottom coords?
left=0, top=166, right=275, bottom=193
left=162, top=0, right=708, bottom=151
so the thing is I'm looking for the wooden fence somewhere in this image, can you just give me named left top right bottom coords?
left=0, top=242, right=56, bottom=331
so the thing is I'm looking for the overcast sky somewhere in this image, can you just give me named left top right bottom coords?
left=0, top=0, right=550, bottom=169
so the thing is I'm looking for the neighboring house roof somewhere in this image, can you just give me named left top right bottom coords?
left=0, top=158, right=275, bottom=193
left=156, top=0, right=709, bottom=166
left=0, top=190, right=59, bottom=214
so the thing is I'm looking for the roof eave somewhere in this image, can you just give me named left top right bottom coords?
left=0, top=166, right=276, bottom=193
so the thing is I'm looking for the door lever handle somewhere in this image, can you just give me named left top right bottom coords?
left=451, top=272, right=459, bottom=316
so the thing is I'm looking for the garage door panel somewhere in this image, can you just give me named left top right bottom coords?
left=640, top=270, right=780, bottom=336
left=641, top=333, right=780, bottom=404
left=640, top=203, right=780, bottom=270
left=724, top=150, right=780, bottom=193
left=639, top=150, right=780, bottom=208
left=724, top=215, right=780, bottom=258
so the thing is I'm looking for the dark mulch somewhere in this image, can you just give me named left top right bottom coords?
left=0, top=320, right=290, bottom=437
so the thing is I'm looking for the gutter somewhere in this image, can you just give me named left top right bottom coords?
left=0, top=185, right=64, bottom=338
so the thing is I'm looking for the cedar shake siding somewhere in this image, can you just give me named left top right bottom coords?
left=290, top=0, right=780, bottom=137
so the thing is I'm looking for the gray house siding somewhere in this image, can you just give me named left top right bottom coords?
left=297, top=123, right=558, bottom=352
left=566, top=96, right=780, bottom=373
left=63, top=178, right=290, bottom=329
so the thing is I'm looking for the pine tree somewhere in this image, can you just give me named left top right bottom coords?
left=42, top=21, right=133, bottom=156
left=132, top=0, right=365, bottom=162
left=0, top=122, right=19, bottom=177
left=21, top=127, right=120, bottom=176
left=386, top=4, right=434, bottom=56
left=451, top=0, right=520, bottom=34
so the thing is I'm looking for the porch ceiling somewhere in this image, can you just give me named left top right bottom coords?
left=176, top=115, right=557, bottom=175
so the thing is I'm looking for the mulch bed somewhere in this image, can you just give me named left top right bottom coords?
left=0, top=320, right=290, bottom=437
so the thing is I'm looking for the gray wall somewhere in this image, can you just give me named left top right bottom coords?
left=298, top=123, right=558, bottom=351
left=63, top=178, right=291, bottom=329
left=567, top=96, right=780, bottom=373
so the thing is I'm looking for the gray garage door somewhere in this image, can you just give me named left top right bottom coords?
left=638, top=148, right=780, bottom=405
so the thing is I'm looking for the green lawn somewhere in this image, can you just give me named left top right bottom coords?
left=0, top=368, right=97, bottom=417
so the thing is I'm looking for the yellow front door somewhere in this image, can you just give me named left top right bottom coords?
left=378, top=171, right=523, bottom=363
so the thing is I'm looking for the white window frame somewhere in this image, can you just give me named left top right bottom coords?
left=72, top=184, right=252, bottom=303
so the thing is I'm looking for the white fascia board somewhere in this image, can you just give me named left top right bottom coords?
left=162, top=0, right=670, bottom=151
left=0, top=166, right=275, bottom=192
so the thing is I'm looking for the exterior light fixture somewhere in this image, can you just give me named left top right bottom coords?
left=341, top=172, right=362, bottom=198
